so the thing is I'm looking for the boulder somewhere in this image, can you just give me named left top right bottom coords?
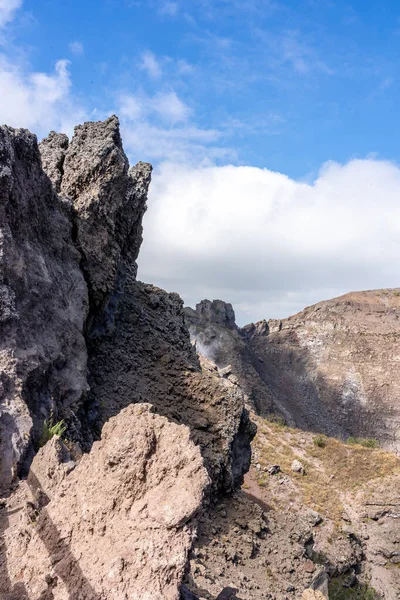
left=3, top=404, right=210, bottom=600
left=292, top=459, right=304, bottom=474
left=302, top=590, right=326, bottom=600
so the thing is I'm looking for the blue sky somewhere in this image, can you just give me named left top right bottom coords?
left=2, top=0, right=400, bottom=323
left=3, top=0, right=400, bottom=176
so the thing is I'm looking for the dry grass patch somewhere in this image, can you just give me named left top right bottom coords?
left=254, top=417, right=400, bottom=523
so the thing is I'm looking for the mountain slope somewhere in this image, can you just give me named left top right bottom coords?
left=185, top=291, right=400, bottom=453
left=185, top=415, right=400, bottom=599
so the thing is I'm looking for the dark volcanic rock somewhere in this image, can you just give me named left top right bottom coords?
left=0, top=116, right=256, bottom=599
left=60, top=115, right=152, bottom=314
left=0, top=125, right=88, bottom=491
left=184, top=302, right=275, bottom=415
left=0, top=116, right=254, bottom=497
left=88, top=282, right=255, bottom=493
left=0, top=117, right=153, bottom=491
left=185, top=299, right=237, bottom=330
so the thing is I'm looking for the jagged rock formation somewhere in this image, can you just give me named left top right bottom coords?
left=0, top=116, right=255, bottom=600
left=0, top=116, right=154, bottom=492
left=6, top=112, right=399, bottom=599
left=40, top=116, right=152, bottom=317
left=185, top=300, right=237, bottom=330
left=186, top=292, right=400, bottom=452
left=1, top=404, right=210, bottom=600
left=185, top=300, right=274, bottom=416
left=87, top=285, right=255, bottom=493
left=39, top=131, right=69, bottom=193
left=0, top=125, right=88, bottom=491
left=60, top=118, right=151, bottom=314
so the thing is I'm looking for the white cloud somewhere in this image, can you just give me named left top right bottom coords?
left=119, top=94, right=143, bottom=120
left=139, top=51, right=194, bottom=80
left=279, top=31, right=334, bottom=75
left=118, top=90, right=191, bottom=125
left=118, top=90, right=229, bottom=163
left=138, top=158, right=400, bottom=325
left=0, top=0, right=22, bottom=27
left=0, top=56, right=86, bottom=135
left=151, top=90, right=191, bottom=123
left=140, top=50, right=162, bottom=78
left=69, top=41, right=84, bottom=56
left=0, top=0, right=87, bottom=136
left=122, top=120, right=230, bottom=163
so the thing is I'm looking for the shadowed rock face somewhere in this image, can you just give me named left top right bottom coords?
left=186, top=290, right=400, bottom=452
left=185, top=300, right=237, bottom=330
left=185, top=301, right=275, bottom=415
left=86, top=282, right=255, bottom=494
left=0, top=125, right=88, bottom=491
left=248, top=289, right=400, bottom=450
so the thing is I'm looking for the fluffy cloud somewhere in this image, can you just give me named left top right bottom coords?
left=0, top=0, right=22, bottom=27
left=0, top=56, right=86, bottom=135
left=138, top=159, right=400, bottom=324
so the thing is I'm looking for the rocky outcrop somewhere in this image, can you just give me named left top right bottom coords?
left=1, top=404, right=210, bottom=600
left=39, top=131, right=69, bottom=193
left=87, top=283, right=255, bottom=493
left=59, top=116, right=152, bottom=314
left=184, top=301, right=274, bottom=415
left=0, top=116, right=155, bottom=492
left=187, top=291, right=400, bottom=452
left=185, top=300, right=237, bottom=330
left=0, top=125, right=88, bottom=491
left=0, top=116, right=255, bottom=599
left=250, top=290, right=400, bottom=450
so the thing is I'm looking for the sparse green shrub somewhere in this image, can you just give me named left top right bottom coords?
left=313, top=434, right=327, bottom=448
left=329, top=575, right=381, bottom=599
left=393, top=290, right=400, bottom=297
left=267, top=414, right=287, bottom=428
left=347, top=437, right=379, bottom=449
left=38, top=418, right=67, bottom=448
left=309, top=549, right=328, bottom=564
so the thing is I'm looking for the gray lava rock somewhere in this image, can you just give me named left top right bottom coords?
left=0, top=124, right=88, bottom=490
